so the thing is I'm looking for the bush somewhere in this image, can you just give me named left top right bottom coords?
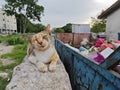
left=0, top=34, right=28, bottom=45
left=5, top=35, right=26, bottom=45
left=0, top=35, right=4, bottom=43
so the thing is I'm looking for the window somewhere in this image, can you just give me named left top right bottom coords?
left=3, top=24, right=6, bottom=28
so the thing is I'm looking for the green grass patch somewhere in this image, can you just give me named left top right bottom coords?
left=1, top=44, right=27, bottom=63
left=0, top=35, right=4, bottom=43
left=0, top=34, right=29, bottom=89
left=0, top=70, right=13, bottom=90
left=0, top=77, right=9, bottom=90
left=0, top=34, right=32, bottom=45
left=0, top=43, right=28, bottom=71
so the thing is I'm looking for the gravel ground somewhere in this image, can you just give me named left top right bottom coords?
left=0, top=44, right=14, bottom=55
left=0, top=43, right=14, bottom=66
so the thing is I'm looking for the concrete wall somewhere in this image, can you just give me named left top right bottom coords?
left=106, top=8, right=120, bottom=40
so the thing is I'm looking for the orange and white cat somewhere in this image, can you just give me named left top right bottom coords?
left=26, top=24, right=59, bottom=72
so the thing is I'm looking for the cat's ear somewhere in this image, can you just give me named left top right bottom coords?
left=45, top=24, right=51, bottom=35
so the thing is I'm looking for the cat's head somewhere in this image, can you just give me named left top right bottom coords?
left=27, top=24, right=52, bottom=51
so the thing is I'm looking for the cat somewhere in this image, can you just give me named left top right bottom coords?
left=26, top=24, right=59, bottom=72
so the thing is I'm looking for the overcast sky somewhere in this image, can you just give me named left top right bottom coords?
left=0, top=0, right=118, bottom=28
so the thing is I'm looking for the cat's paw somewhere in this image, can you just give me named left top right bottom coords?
left=39, top=65, right=48, bottom=72
left=49, top=63, right=56, bottom=72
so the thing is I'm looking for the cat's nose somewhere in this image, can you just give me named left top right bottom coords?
left=39, top=41, right=43, bottom=45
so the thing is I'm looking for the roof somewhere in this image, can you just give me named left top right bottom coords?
left=98, top=0, right=120, bottom=19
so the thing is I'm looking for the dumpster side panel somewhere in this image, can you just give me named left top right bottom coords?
left=91, top=74, right=117, bottom=90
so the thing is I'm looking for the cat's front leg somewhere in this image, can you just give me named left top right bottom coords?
left=49, top=60, right=57, bottom=72
left=49, top=50, right=59, bottom=72
left=37, top=61, right=48, bottom=72
left=28, top=56, right=48, bottom=72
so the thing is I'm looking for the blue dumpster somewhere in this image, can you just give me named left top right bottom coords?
left=55, top=38, right=120, bottom=90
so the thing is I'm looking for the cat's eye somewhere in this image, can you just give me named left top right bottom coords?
left=43, top=35, right=48, bottom=41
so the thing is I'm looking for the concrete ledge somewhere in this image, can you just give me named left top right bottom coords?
left=6, top=57, right=72, bottom=90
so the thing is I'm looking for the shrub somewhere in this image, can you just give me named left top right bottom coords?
left=5, top=35, right=26, bottom=45
left=0, top=35, right=4, bottom=43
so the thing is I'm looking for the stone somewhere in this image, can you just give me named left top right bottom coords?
left=0, top=44, right=14, bottom=55
left=0, top=59, right=15, bottom=66
left=6, top=56, right=72, bottom=90
left=0, top=72, right=8, bottom=79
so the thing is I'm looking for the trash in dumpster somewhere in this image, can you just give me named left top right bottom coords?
left=112, top=40, right=120, bottom=48
left=100, top=47, right=114, bottom=58
left=94, top=38, right=105, bottom=47
left=79, top=46, right=87, bottom=52
left=65, top=38, right=120, bottom=73
left=87, top=51, right=105, bottom=64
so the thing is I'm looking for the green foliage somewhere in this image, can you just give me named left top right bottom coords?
left=35, top=24, right=46, bottom=33
left=26, top=23, right=45, bottom=33
left=4, top=0, right=44, bottom=33
left=62, top=23, right=72, bottom=33
left=91, top=17, right=106, bottom=33
left=0, top=35, right=4, bottom=43
left=54, top=28, right=64, bottom=33
left=0, top=34, right=26, bottom=45
left=16, top=14, right=45, bottom=33
left=4, top=0, right=44, bottom=21
left=0, top=77, right=9, bottom=90
left=53, top=23, right=72, bottom=33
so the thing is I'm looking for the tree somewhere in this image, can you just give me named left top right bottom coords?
left=35, top=24, right=45, bottom=33
left=53, top=23, right=72, bottom=33
left=4, top=0, right=44, bottom=33
left=26, top=21, right=45, bottom=33
left=54, top=28, right=64, bottom=33
left=91, top=17, right=106, bottom=33
left=62, top=23, right=72, bottom=33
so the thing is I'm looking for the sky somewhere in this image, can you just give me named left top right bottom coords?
left=0, top=0, right=118, bottom=28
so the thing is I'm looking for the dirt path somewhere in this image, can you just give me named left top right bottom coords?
left=0, top=44, right=14, bottom=55
left=0, top=43, right=15, bottom=65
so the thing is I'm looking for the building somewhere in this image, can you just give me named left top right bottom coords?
left=72, top=24, right=90, bottom=33
left=0, top=8, right=17, bottom=34
left=98, top=0, right=120, bottom=40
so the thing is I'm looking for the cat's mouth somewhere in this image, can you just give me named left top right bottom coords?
left=35, top=39, right=44, bottom=47
left=39, top=45, right=45, bottom=48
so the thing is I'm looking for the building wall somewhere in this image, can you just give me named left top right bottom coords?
left=0, top=8, right=17, bottom=34
left=72, top=24, right=90, bottom=33
left=106, top=8, right=120, bottom=40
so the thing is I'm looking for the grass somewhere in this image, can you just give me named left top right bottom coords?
left=0, top=34, right=29, bottom=90
left=0, top=77, right=9, bottom=90
left=0, top=34, right=28, bottom=45
left=0, top=44, right=27, bottom=70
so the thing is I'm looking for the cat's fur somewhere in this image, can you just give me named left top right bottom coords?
left=26, top=24, right=59, bottom=72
